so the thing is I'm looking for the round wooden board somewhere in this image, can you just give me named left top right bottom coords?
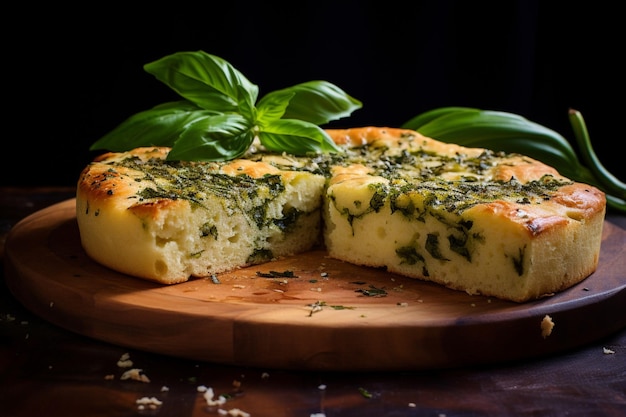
left=4, top=199, right=626, bottom=371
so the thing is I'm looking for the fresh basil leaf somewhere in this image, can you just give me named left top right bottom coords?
left=167, top=113, right=254, bottom=161
left=256, top=89, right=294, bottom=124
left=144, top=51, right=259, bottom=113
left=270, top=80, right=362, bottom=125
left=235, top=84, right=258, bottom=122
left=258, top=119, right=343, bottom=154
left=90, top=101, right=217, bottom=151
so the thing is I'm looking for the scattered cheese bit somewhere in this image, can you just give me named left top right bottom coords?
left=541, top=315, right=555, bottom=339
left=261, top=372, right=270, bottom=379
left=310, top=414, right=326, bottom=417
left=120, top=368, right=150, bottom=383
left=603, top=347, right=615, bottom=354
left=104, top=374, right=115, bottom=380
left=161, top=385, right=170, bottom=392
left=397, top=302, right=409, bottom=307
left=408, top=402, right=416, bottom=407
left=318, top=384, right=327, bottom=390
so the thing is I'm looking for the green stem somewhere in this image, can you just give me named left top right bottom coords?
left=568, top=109, right=626, bottom=199
left=606, top=195, right=626, bottom=214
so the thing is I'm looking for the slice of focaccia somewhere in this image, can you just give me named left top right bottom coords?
left=322, top=128, right=605, bottom=302
left=76, top=127, right=606, bottom=302
left=76, top=147, right=326, bottom=284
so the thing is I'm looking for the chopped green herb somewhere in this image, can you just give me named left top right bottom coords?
left=355, top=286, right=388, bottom=297
left=358, top=387, right=373, bottom=399
left=256, top=270, right=298, bottom=278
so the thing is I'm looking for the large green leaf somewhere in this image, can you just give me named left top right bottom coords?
left=144, top=51, right=259, bottom=112
left=167, top=113, right=254, bottom=161
left=258, top=119, right=342, bottom=154
left=90, top=101, right=215, bottom=151
left=255, top=89, right=294, bottom=124
left=262, top=81, right=362, bottom=125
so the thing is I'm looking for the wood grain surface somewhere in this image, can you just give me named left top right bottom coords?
left=4, top=199, right=626, bottom=371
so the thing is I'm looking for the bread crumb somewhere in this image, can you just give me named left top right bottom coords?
left=541, top=315, right=555, bottom=339
left=120, top=368, right=150, bottom=383
left=603, top=347, right=615, bottom=354
left=136, top=396, right=162, bottom=410
left=117, top=352, right=133, bottom=368
left=104, top=374, right=115, bottom=380
left=201, top=386, right=227, bottom=406
left=219, top=409, right=250, bottom=417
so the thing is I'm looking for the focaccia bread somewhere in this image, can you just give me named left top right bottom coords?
left=322, top=128, right=605, bottom=302
left=76, top=147, right=326, bottom=283
left=76, top=127, right=606, bottom=302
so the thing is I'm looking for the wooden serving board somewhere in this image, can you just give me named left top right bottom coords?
left=4, top=199, right=626, bottom=371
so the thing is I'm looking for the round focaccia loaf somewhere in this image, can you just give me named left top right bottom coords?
left=76, top=128, right=606, bottom=302
left=322, top=128, right=606, bottom=302
left=76, top=147, right=326, bottom=284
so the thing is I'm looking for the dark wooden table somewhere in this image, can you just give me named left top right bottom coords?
left=1, top=186, right=625, bottom=417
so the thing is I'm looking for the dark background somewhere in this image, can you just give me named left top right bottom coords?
left=5, top=1, right=624, bottom=186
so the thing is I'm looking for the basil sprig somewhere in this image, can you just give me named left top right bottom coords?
left=90, top=51, right=363, bottom=161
